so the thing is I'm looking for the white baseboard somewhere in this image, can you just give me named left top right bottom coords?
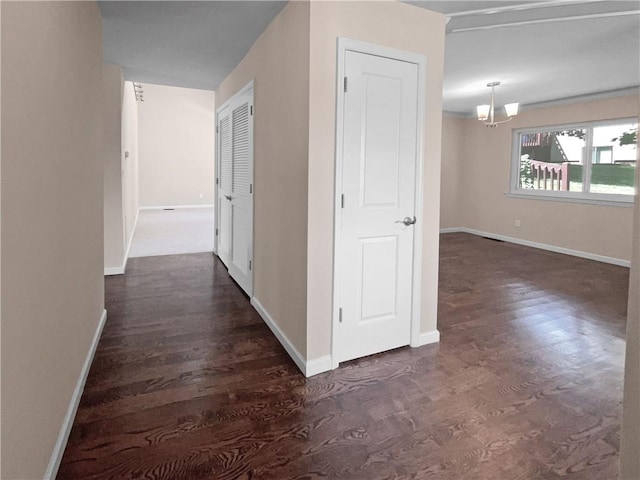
left=139, top=204, right=214, bottom=211
left=415, top=330, right=441, bottom=347
left=306, top=355, right=333, bottom=377
left=105, top=208, right=140, bottom=276
left=250, top=297, right=306, bottom=375
left=250, top=297, right=332, bottom=377
left=440, top=227, right=630, bottom=267
left=44, top=308, right=107, bottom=480
left=104, top=266, right=125, bottom=276
left=439, top=227, right=464, bottom=234
left=123, top=208, right=140, bottom=265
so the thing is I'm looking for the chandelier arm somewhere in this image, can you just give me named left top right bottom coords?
left=483, top=116, right=514, bottom=127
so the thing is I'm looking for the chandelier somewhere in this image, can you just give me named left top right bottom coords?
left=476, top=81, right=518, bottom=127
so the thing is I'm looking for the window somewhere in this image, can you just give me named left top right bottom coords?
left=511, top=118, right=638, bottom=204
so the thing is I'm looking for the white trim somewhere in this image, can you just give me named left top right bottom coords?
left=306, top=356, right=333, bottom=377
left=449, top=10, right=640, bottom=34
left=512, top=117, right=639, bottom=138
left=521, top=87, right=640, bottom=112
left=439, top=227, right=464, bottom=234
left=251, top=297, right=305, bottom=373
left=505, top=191, right=634, bottom=207
left=250, top=297, right=332, bottom=377
left=410, top=45, right=426, bottom=350
left=123, top=207, right=139, bottom=269
left=416, top=330, right=441, bottom=347
left=213, top=107, right=218, bottom=256
left=447, top=0, right=601, bottom=18
left=105, top=207, right=139, bottom=276
left=214, top=105, right=229, bottom=259
left=444, top=87, right=640, bottom=118
left=510, top=117, right=638, bottom=205
left=439, top=227, right=630, bottom=267
left=44, top=309, right=107, bottom=480
left=138, top=204, right=215, bottom=211
left=216, top=81, right=254, bottom=109
left=104, top=266, right=125, bottom=276
left=332, top=38, right=428, bottom=369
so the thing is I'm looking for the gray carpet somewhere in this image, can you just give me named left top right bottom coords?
left=129, top=207, right=215, bottom=258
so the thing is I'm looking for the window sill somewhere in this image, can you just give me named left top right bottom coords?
left=505, top=191, right=635, bottom=207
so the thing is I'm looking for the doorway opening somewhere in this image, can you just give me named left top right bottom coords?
left=132, top=83, right=216, bottom=258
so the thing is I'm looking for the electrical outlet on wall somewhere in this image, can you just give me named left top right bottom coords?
left=515, top=219, right=521, bottom=227
left=199, top=193, right=204, bottom=199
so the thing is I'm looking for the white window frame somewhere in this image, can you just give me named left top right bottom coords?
left=508, top=117, right=638, bottom=207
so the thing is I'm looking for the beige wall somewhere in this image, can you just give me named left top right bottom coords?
left=306, top=1, right=446, bottom=360
left=215, top=1, right=445, bottom=363
left=440, top=115, right=467, bottom=229
left=122, top=81, right=139, bottom=252
left=0, top=0, right=3, bottom=471
left=620, top=116, right=640, bottom=479
left=216, top=1, right=310, bottom=355
left=441, top=95, right=639, bottom=262
left=103, top=64, right=125, bottom=270
left=138, top=83, right=215, bottom=207
left=1, top=2, right=104, bottom=478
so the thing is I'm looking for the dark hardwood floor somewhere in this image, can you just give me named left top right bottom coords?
left=58, top=233, right=629, bottom=479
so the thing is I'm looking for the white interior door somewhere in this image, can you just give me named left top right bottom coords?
left=216, top=86, right=254, bottom=296
left=337, top=50, right=419, bottom=363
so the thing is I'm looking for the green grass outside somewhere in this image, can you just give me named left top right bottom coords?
left=568, top=164, right=635, bottom=187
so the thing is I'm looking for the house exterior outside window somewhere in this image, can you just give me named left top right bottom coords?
left=511, top=118, right=638, bottom=205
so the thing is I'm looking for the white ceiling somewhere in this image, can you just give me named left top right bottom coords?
left=410, top=0, right=640, bottom=114
left=99, top=1, right=640, bottom=113
left=98, top=1, right=287, bottom=90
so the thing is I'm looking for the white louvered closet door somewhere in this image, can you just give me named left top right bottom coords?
left=216, top=86, right=253, bottom=296
left=217, top=105, right=232, bottom=267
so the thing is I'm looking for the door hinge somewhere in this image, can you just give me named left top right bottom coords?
left=250, top=105, right=253, bottom=116
left=216, top=125, right=219, bottom=133
left=216, top=178, right=219, bottom=185
left=215, top=228, right=218, bottom=236
left=250, top=184, right=253, bottom=194
left=343, top=76, right=348, bottom=92
left=249, top=260, right=252, bottom=270
left=341, top=194, right=344, bottom=208
left=339, top=307, right=343, bottom=323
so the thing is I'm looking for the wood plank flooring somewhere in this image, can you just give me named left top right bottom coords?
left=57, top=233, right=629, bottom=479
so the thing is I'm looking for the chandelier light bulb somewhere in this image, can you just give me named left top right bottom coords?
left=477, top=104, right=490, bottom=121
left=504, top=102, right=519, bottom=118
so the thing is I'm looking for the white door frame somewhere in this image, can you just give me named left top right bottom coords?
left=331, top=38, right=427, bottom=369
left=214, top=80, right=254, bottom=294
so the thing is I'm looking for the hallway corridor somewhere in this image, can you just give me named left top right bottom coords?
left=128, top=207, right=215, bottom=258
left=58, top=234, right=628, bottom=479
